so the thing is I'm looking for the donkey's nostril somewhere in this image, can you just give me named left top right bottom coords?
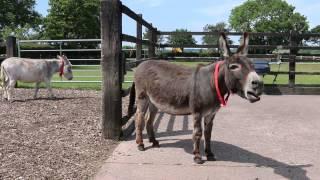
left=252, top=80, right=258, bottom=86
left=251, top=80, right=263, bottom=90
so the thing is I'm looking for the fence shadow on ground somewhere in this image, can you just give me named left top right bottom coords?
left=132, top=113, right=312, bottom=180
left=156, top=117, right=311, bottom=180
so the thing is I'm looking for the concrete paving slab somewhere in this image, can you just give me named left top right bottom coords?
left=95, top=95, right=320, bottom=180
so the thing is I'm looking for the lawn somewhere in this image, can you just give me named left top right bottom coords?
left=17, top=61, right=320, bottom=90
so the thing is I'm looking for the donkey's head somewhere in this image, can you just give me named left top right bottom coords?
left=58, top=55, right=73, bottom=80
left=220, top=32, right=263, bottom=103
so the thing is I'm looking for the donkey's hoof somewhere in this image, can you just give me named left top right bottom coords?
left=152, top=140, right=160, bottom=148
left=193, top=156, right=204, bottom=164
left=49, top=96, right=56, bottom=100
left=138, top=144, right=145, bottom=151
left=207, top=155, right=216, bottom=161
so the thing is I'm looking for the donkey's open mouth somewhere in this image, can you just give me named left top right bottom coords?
left=238, top=89, right=262, bottom=103
left=247, top=91, right=261, bottom=103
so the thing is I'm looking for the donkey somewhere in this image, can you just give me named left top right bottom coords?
left=0, top=55, right=73, bottom=101
left=128, top=32, right=263, bottom=164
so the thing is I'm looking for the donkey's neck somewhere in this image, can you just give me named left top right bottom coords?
left=45, top=59, right=62, bottom=75
left=211, top=61, right=229, bottom=97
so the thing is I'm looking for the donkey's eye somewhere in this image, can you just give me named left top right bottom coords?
left=229, top=64, right=241, bottom=71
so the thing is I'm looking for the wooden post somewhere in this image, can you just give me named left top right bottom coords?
left=6, top=36, right=17, bottom=58
left=6, top=36, right=18, bottom=87
left=100, top=0, right=122, bottom=139
left=152, top=28, right=158, bottom=56
left=288, top=55, right=296, bottom=88
left=148, top=24, right=156, bottom=58
left=136, top=14, right=142, bottom=60
left=289, top=31, right=296, bottom=88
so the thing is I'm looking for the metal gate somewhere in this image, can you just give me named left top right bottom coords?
left=17, top=39, right=102, bottom=84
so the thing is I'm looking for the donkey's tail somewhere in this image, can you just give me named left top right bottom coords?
left=127, top=82, right=136, bottom=117
left=0, top=63, right=7, bottom=89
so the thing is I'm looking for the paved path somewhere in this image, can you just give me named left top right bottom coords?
left=95, top=95, right=320, bottom=180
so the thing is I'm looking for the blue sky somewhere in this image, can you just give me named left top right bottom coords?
left=35, top=0, right=320, bottom=43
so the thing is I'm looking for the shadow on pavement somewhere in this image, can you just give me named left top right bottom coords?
left=158, top=133, right=312, bottom=180
left=128, top=113, right=312, bottom=180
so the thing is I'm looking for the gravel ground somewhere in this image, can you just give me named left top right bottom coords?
left=0, top=88, right=127, bottom=179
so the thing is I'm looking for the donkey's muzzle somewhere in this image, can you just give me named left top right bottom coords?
left=247, top=80, right=263, bottom=103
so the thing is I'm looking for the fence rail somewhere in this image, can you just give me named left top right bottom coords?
left=160, top=31, right=320, bottom=37
left=159, top=44, right=320, bottom=50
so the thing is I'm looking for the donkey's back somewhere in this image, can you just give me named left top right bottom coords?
left=2, top=57, right=51, bottom=82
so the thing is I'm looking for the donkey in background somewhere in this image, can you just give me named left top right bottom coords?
left=129, top=32, right=264, bottom=164
left=0, top=55, right=73, bottom=101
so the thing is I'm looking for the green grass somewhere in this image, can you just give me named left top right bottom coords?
left=17, top=61, right=320, bottom=90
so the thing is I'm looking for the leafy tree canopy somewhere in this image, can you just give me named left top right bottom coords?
left=44, top=0, right=100, bottom=39
left=309, top=25, right=320, bottom=45
left=0, top=0, right=42, bottom=39
left=202, top=22, right=232, bottom=45
left=166, top=29, right=196, bottom=51
left=311, top=26, right=320, bottom=33
left=143, top=29, right=164, bottom=44
left=229, top=0, right=309, bottom=33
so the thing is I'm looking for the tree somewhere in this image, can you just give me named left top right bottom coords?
left=0, top=0, right=42, bottom=39
left=166, top=29, right=196, bottom=51
left=143, top=29, right=164, bottom=44
left=229, top=0, right=309, bottom=45
left=44, top=0, right=100, bottom=39
left=202, top=22, right=231, bottom=45
left=309, top=25, right=320, bottom=45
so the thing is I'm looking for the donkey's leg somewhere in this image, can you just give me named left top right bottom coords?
left=34, top=82, right=41, bottom=99
left=135, top=94, right=149, bottom=151
left=146, top=103, right=159, bottom=147
left=192, top=113, right=203, bottom=164
left=204, top=113, right=216, bottom=161
left=7, top=80, right=16, bottom=102
left=2, top=84, right=8, bottom=100
left=44, top=79, right=54, bottom=99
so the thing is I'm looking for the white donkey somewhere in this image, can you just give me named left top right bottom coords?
left=0, top=55, right=73, bottom=101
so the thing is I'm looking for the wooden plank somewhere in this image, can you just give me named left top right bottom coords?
left=160, top=31, right=290, bottom=36
left=121, top=4, right=155, bottom=31
left=268, top=71, right=320, bottom=75
left=122, top=34, right=153, bottom=46
left=295, top=56, right=320, bottom=61
left=264, top=84, right=320, bottom=95
left=159, top=31, right=320, bottom=37
left=159, top=43, right=320, bottom=50
left=100, top=0, right=122, bottom=139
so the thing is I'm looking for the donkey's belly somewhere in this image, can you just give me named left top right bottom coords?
left=149, top=96, right=191, bottom=115
left=17, top=74, right=44, bottom=83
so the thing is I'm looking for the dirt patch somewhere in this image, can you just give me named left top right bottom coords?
left=0, top=88, right=128, bottom=179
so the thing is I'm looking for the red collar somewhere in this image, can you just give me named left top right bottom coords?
left=59, top=59, right=64, bottom=77
left=211, top=61, right=230, bottom=107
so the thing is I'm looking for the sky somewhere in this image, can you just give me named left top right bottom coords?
left=35, top=0, right=320, bottom=43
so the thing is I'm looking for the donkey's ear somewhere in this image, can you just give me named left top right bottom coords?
left=236, top=32, right=249, bottom=56
left=219, top=32, right=231, bottom=57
